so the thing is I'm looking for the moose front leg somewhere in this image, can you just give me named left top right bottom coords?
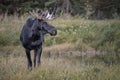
left=37, top=46, right=42, bottom=66
left=25, top=49, right=32, bottom=70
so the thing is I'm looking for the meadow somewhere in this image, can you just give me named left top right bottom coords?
left=0, top=16, right=120, bottom=80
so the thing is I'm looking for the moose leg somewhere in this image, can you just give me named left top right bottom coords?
left=37, top=47, right=42, bottom=66
left=34, top=49, right=37, bottom=67
left=25, top=49, right=32, bottom=69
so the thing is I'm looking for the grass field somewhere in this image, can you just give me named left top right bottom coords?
left=0, top=16, right=120, bottom=80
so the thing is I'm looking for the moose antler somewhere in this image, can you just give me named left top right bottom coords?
left=29, top=10, right=42, bottom=20
left=29, top=9, right=55, bottom=20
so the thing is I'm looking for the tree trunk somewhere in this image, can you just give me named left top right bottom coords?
left=62, top=0, right=72, bottom=14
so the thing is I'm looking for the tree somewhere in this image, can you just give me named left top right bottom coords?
left=0, top=0, right=120, bottom=19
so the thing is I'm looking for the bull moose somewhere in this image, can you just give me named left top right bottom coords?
left=20, top=11, right=57, bottom=69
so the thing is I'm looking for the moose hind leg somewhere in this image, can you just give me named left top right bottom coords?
left=37, top=47, right=42, bottom=66
left=34, top=49, right=37, bottom=67
left=25, top=49, right=32, bottom=69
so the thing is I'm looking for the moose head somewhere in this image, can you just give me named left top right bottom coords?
left=29, top=11, right=57, bottom=39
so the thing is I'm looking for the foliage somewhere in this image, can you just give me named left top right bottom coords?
left=0, top=0, right=120, bottom=19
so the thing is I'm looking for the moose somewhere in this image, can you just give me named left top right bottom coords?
left=20, top=11, right=57, bottom=69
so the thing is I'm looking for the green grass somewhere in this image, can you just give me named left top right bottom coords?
left=0, top=16, right=120, bottom=80
left=1, top=17, right=120, bottom=52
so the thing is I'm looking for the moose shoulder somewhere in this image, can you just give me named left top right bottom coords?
left=20, top=17, right=57, bottom=69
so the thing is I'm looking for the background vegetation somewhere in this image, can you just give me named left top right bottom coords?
left=0, top=0, right=120, bottom=19
left=0, top=0, right=120, bottom=80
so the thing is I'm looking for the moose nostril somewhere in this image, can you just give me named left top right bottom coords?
left=55, top=30, right=57, bottom=34
left=52, top=31, right=54, bottom=33
left=53, top=30, right=57, bottom=35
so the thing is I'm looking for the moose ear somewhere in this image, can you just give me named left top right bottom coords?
left=26, top=18, right=34, bottom=27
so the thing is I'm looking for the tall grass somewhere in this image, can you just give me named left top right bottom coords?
left=0, top=52, right=120, bottom=80
left=0, top=15, right=120, bottom=80
left=0, top=16, right=120, bottom=53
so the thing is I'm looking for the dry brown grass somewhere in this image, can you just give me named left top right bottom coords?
left=43, top=43, right=75, bottom=53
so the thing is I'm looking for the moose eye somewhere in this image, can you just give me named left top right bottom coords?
left=38, top=24, right=43, bottom=30
left=42, top=22, right=47, bottom=27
